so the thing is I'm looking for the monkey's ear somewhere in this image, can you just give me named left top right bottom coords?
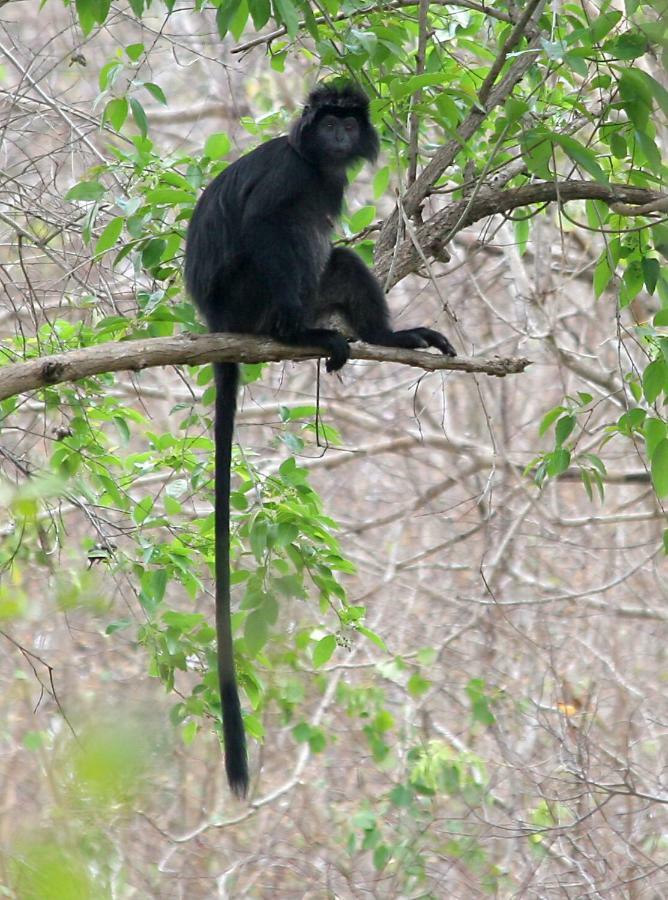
left=288, top=107, right=317, bottom=154
left=288, top=117, right=305, bottom=153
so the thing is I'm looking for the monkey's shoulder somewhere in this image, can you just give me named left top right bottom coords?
left=225, top=139, right=343, bottom=221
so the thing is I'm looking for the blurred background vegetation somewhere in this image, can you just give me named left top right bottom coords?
left=0, top=0, right=667, bottom=895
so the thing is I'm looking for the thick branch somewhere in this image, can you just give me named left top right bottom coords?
left=0, top=333, right=530, bottom=402
left=376, top=181, right=668, bottom=286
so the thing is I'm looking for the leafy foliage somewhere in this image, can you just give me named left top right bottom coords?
left=0, top=0, right=667, bottom=893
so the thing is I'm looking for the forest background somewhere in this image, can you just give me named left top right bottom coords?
left=0, top=0, right=667, bottom=896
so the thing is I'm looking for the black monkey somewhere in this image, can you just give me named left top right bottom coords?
left=184, top=83, right=455, bottom=798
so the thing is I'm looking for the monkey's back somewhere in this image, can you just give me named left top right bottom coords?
left=185, top=136, right=346, bottom=334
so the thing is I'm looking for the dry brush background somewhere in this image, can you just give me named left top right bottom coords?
left=0, top=2, right=667, bottom=897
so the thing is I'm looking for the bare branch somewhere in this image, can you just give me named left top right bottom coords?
left=611, top=197, right=668, bottom=216
left=0, top=333, right=531, bottom=402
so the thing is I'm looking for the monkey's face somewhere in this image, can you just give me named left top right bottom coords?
left=312, top=113, right=362, bottom=162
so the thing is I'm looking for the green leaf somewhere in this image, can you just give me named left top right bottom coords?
left=389, top=72, right=448, bottom=101
left=146, top=188, right=194, bottom=205
left=604, top=30, right=648, bottom=59
left=515, top=216, right=529, bottom=255
left=244, top=608, right=268, bottom=656
left=373, top=166, right=390, bottom=199
left=99, top=60, right=123, bottom=91
left=273, top=0, right=299, bottom=37
left=144, top=82, right=167, bottom=105
left=466, top=679, right=496, bottom=725
left=349, top=206, right=376, bottom=233
left=95, top=217, right=123, bottom=255
left=609, top=131, right=627, bottom=159
left=162, top=611, right=204, bottom=630
left=313, top=634, right=336, bottom=667
left=352, top=810, right=376, bottom=830
left=624, top=406, right=651, bottom=440
left=640, top=71, right=668, bottom=118
left=555, top=414, right=576, bottom=446
left=230, top=0, right=249, bottom=40
left=103, top=97, right=129, bottom=131
left=292, top=721, right=311, bottom=743
left=554, top=134, right=608, bottom=184
left=112, top=413, right=130, bottom=443
left=504, top=97, right=529, bottom=124
left=650, top=439, right=668, bottom=498
left=581, top=468, right=593, bottom=501
left=133, top=495, right=154, bottom=524
left=546, top=448, right=571, bottom=477
left=372, top=844, right=391, bottom=871
left=66, top=181, right=106, bottom=202
left=618, top=69, right=653, bottom=128
left=416, top=646, right=437, bottom=665
left=621, top=259, right=644, bottom=306
left=590, top=10, right=622, bottom=42
left=633, top=129, right=661, bottom=170
left=130, top=98, right=148, bottom=138
left=521, top=128, right=552, bottom=179
left=204, top=132, right=231, bottom=159
left=125, top=42, right=144, bottom=61
left=75, top=0, right=96, bottom=34
left=642, top=359, right=668, bottom=404
left=308, top=727, right=326, bottom=753
left=563, top=50, right=588, bottom=78
left=244, top=714, right=264, bottom=740
left=645, top=417, right=667, bottom=458
left=105, top=619, right=131, bottom=634
left=182, top=721, right=197, bottom=745
left=151, top=569, right=167, bottom=604
left=539, top=406, right=566, bottom=436
left=593, top=252, right=614, bottom=298
left=653, top=224, right=668, bottom=261
left=248, top=0, right=270, bottom=28
left=141, top=238, right=166, bottom=268
left=642, top=257, right=660, bottom=295
left=357, top=625, right=388, bottom=652
left=216, top=0, right=242, bottom=38
left=389, top=784, right=413, bottom=807
left=407, top=672, right=430, bottom=697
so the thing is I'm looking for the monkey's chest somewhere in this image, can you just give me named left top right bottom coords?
left=311, top=226, right=333, bottom=274
left=288, top=215, right=333, bottom=288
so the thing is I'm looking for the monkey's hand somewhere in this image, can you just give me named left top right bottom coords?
left=411, top=327, right=456, bottom=358
left=391, top=327, right=456, bottom=358
left=275, top=324, right=350, bottom=373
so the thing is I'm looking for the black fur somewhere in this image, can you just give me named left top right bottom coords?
left=184, top=83, right=455, bottom=798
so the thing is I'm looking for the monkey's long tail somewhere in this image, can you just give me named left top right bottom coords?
left=214, top=361, right=249, bottom=798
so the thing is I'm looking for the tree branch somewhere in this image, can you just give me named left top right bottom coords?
left=230, top=0, right=515, bottom=55
left=376, top=181, right=668, bottom=286
left=376, top=0, right=547, bottom=253
left=0, top=333, right=531, bottom=402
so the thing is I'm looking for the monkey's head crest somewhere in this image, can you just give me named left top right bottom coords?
left=290, top=82, right=379, bottom=165
left=302, top=83, right=371, bottom=117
